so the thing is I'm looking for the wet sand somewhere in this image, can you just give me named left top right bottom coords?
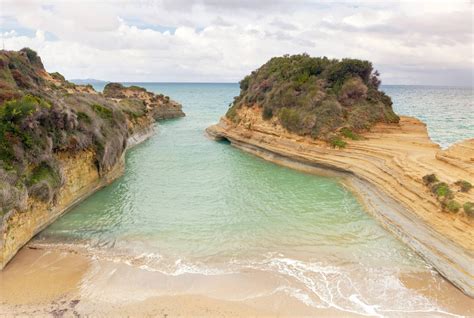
left=1, top=245, right=473, bottom=317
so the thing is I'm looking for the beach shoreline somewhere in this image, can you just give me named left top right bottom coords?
left=1, top=241, right=473, bottom=317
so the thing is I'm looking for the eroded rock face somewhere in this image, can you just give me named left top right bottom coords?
left=0, top=48, right=184, bottom=269
left=103, top=83, right=185, bottom=120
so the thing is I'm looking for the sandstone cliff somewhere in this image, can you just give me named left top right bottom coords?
left=207, top=106, right=474, bottom=297
left=0, top=48, right=184, bottom=269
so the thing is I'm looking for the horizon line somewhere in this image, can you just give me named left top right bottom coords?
left=70, top=80, right=474, bottom=88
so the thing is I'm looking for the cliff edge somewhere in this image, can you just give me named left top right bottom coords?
left=0, top=48, right=184, bottom=269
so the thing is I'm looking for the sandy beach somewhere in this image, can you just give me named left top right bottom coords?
left=1, top=244, right=473, bottom=317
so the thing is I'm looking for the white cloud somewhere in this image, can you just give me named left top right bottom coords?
left=0, top=0, right=472, bottom=85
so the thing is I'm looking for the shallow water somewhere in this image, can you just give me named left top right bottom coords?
left=34, top=84, right=473, bottom=316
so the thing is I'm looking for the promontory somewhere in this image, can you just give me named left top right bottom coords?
left=206, top=54, right=474, bottom=297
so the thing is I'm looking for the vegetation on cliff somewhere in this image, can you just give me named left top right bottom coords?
left=103, top=83, right=184, bottom=120
left=0, top=48, right=182, bottom=217
left=226, top=54, right=399, bottom=144
left=422, top=173, right=472, bottom=216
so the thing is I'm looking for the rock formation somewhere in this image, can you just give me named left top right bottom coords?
left=207, top=54, right=474, bottom=297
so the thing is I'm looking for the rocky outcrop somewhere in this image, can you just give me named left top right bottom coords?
left=206, top=105, right=474, bottom=297
left=0, top=48, right=184, bottom=269
left=103, top=83, right=185, bottom=120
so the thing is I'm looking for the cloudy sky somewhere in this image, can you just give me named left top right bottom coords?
left=1, top=0, right=472, bottom=85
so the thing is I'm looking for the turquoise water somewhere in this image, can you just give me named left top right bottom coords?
left=35, top=84, right=472, bottom=316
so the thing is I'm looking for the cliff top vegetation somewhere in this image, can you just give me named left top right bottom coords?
left=226, top=54, right=400, bottom=146
left=0, top=48, right=179, bottom=217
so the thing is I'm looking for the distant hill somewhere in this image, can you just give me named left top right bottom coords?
left=69, top=78, right=109, bottom=85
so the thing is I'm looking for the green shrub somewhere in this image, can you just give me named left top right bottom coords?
left=240, top=75, right=251, bottom=91
left=262, top=106, right=273, bottom=120
left=430, top=182, right=453, bottom=199
left=77, top=111, right=92, bottom=124
left=279, top=107, right=300, bottom=132
left=329, top=136, right=347, bottom=149
left=340, top=127, right=360, bottom=140
left=27, top=162, right=62, bottom=202
left=463, top=202, right=474, bottom=217
left=0, top=95, right=49, bottom=122
left=50, top=72, right=65, bottom=82
left=422, top=173, right=438, bottom=185
left=0, top=95, right=50, bottom=167
left=27, top=163, right=61, bottom=188
left=444, top=200, right=461, bottom=213
left=226, top=104, right=239, bottom=123
left=454, top=180, right=472, bottom=193
left=326, top=58, right=373, bottom=88
left=338, top=77, right=368, bottom=106
left=91, top=103, right=113, bottom=119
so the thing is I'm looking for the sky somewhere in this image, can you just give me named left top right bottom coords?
left=0, top=0, right=473, bottom=85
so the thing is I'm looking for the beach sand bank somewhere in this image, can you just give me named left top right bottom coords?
left=1, top=244, right=473, bottom=317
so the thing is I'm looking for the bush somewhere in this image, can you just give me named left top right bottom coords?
left=340, top=127, right=360, bottom=140
left=262, top=106, right=273, bottom=120
left=338, top=77, right=368, bottom=106
left=77, top=111, right=91, bottom=124
left=0, top=95, right=50, bottom=167
left=454, top=180, right=472, bottom=193
left=279, top=107, right=300, bottom=132
left=430, top=182, right=453, bottom=200
left=422, top=174, right=438, bottom=185
left=329, top=136, right=347, bottom=149
left=326, top=58, right=373, bottom=87
left=444, top=200, right=461, bottom=213
left=50, top=72, right=65, bottom=82
left=226, top=104, right=239, bottom=123
left=27, top=162, right=62, bottom=202
left=463, top=202, right=474, bottom=217
left=91, top=103, right=113, bottom=119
